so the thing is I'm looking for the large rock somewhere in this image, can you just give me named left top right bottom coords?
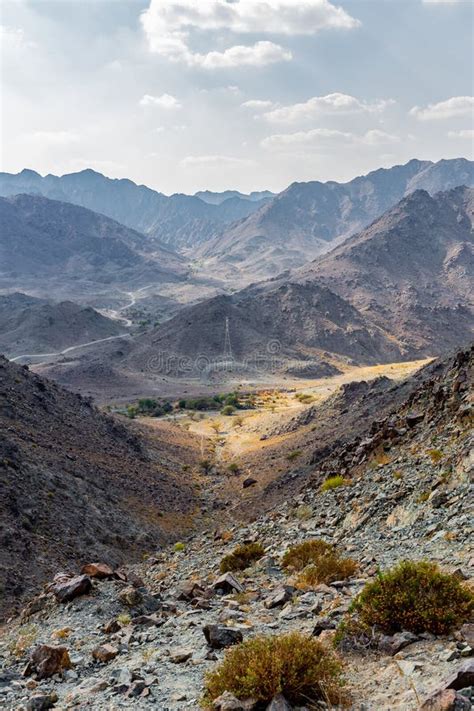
left=177, top=580, right=206, bottom=601
left=213, top=573, right=244, bottom=595
left=444, top=660, right=474, bottom=690
left=92, top=644, right=118, bottom=663
left=203, top=624, right=243, bottom=649
left=25, top=645, right=71, bottom=680
left=51, top=574, right=92, bottom=603
left=419, top=688, right=471, bottom=711
left=81, top=562, right=114, bottom=579
left=213, top=692, right=257, bottom=710
left=378, top=630, right=419, bottom=655
left=264, top=586, right=295, bottom=609
left=118, top=586, right=143, bottom=607
left=26, top=693, right=58, bottom=711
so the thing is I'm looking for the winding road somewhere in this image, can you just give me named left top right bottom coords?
left=11, top=333, right=131, bottom=364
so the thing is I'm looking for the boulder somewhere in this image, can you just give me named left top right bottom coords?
left=103, top=619, right=121, bottom=634
left=264, top=586, right=295, bottom=609
left=213, top=692, right=257, bottom=710
left=418, top=688, right=471, bottom=711
left=26, top=693, right=58, bottom=711
left=25, top=645, right=71, bottom=680
left=213, top=573, right=244, bottom=595
left=92, top=644, right=118, bottom=663
left=118, top=586, right=143, bottom=607
left=177, top=580, right=206, bottom=601
left=51, top=574, right=92, bottom=603
left=203, top=624, right=243, bottom=649
left=169, top=648, right=192, bottom=664
left=444, top=661, right=474, bottom=690
left=81, top=563, right=114, bottom=579
left=406, top=411, right=424, bottom=428
left=378, top=630, right=419, bottom=655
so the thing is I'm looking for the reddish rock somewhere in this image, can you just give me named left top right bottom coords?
left=51, top=574, right=92, bottom=603
left=25, top=645, right=71, bottom=680
left=92, top=644, right=118, bottom=663
left=103, top=619, right=121, bottom=634
left=419, top=688, right=470, bottom=710
left=81, top=562, right=114, bottom=579
left=177, top=580, right=206, bottom=601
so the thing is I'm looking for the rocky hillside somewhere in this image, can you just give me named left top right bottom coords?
left=197, top=158, right=474, bottom=281
left=0, top=194, right=186, bottom=287
left=0, top=293, right=124, bottom=359
left=0, top=357, right=202, bottom=620
left=0, top=347, right=471, bottom=710
left=0, top=169, right=270, bottom=251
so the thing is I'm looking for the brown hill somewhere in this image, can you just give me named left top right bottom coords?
left=0, top=357, right=201, bottom=619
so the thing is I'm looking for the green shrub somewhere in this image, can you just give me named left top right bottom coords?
left=321, top=475, right=346, bottom=492
left=174, top=542, right=186, bottom=552
left=202, top=632, right=346, bottom=707
left=286, top=449, right=302, bottom=461
left=282, top=539, right=334, bottom=571
left=351, top=560, right=474, bottom=635
left=220, top=542, right=265, bottom=573
left=221, top=405, right=235, bottom=416
left=228, top=462, right=239, bottom=474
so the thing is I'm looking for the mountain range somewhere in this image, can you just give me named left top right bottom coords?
left=119, top=187, right=474, bottom=381
left=0, top=169, right=271, bottom=251
left=196, top=158, right=474, bottom=281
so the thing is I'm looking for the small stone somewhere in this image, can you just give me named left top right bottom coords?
left=103, top=619, right=121, bottom=634
left=242, top=478, right=257, bottom=489
left=378, top=630, right=418, bottom=655
left=92, top=644, right=118, bottom=663
left=441, top=649, right=460, bottom=662
left=169, top=648, right=192, bottom=664
left=81, top=562, right=114, bottom=579
left=203, top=624, right=243, bottom=649
left=266, top=694, right=292, bottom=711
left=213, top=691, right=257, bottom=710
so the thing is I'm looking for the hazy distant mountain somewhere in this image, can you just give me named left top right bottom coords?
left=0, top=169, right=268, bottom=250
left=197, top=158, right=474, bottom=281
left=123, top=186, right=474, bottom=376
left=0, top=194, right=186, bottom=285
left=195, top=189, right=274, bottom=205
left=0, top=292, right=124, bottom=358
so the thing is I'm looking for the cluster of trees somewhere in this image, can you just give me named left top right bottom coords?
left=125, top=391, right=256, bottom=419
left=127, top=398, right=173, bottom=419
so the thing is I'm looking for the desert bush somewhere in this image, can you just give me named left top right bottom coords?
left=282, top=539, right=334, bottom=571
left=174, top=542, right=186, bottom=552
left=351, top=560, right=474, bottom=635
left=221, top=405, right=235, bottom=416
left=321, top=475, right=346, bottom=492
left=283, top=539, right=357, bottom=585
left=286, top=449, right=302, bottom=461
left=228, top=462, right=239, bottom=474
left=202, top=631, right=346, bottom=707
left=220, top=542, right=265, bottom=573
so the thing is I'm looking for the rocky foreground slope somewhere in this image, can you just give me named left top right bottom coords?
left=0, top=357, right=202, bottom=620
left=0, top=346, right=472, bottom=710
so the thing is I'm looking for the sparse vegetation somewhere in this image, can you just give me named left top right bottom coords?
left=174, top=542, right=186, bottom=552
left=221, top=405, right=235, bottom=416
left=227, top=462, right=239, bottom=474
left=351, top=560, right=474, bottom=635
left=287, top=449, right=302, bottom=461
left=427, top=448, right=443, bottom=463
left=321, top=475, right=346, bottom=492
left=282, top=539, right=357, bottom=585
left=220, top=542, right=265, bottom=573
left=202, top=632, right=347, bottom=707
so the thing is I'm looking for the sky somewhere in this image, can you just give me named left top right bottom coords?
left=1, top=0, right=473, bottom=195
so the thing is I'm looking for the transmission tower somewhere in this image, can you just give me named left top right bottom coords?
left=223, top=317, right=233, bottom=360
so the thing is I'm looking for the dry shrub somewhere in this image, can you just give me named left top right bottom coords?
left=220, top=542, right=265, bottom=573
left=202, top=632, right=347, bottom=708
left=321, top=475, right=346, bottom=492
left=352, top=560, right=474, bottom=635
left=283, top=539, right=357, bottom=586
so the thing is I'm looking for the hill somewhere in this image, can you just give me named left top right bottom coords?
left=0, top=293, right=125, bottom=359
left=0, top=356, right=202, bottom=619
left=196, top=158, right=474, bottom=281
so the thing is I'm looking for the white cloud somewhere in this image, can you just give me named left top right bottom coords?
left=422, top=0, right=462, bottom=4
left=410, top=96, right=474, bottom=120
left=263, top=92, right=394, bottom=123
left=181, top=155, right=256, bottom=167
left=139, top=93, right=181, bottom=109
left=25, top=130, right=80, bottom=146
left=448, top=129, right=474, bottom=139
left=262, top=127, right=400, bottom=150
left=140, top=0, right=360, bottom=69
left=241, top=99, right=276, bottom=110
left=194, top=41, right=291, bottom=69
left=0, top=25, right=37, bottom=51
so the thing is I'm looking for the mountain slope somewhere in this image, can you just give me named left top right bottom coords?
left=0, top=356, right=201, bottom=618
left=197, top=158, right=474, bottom=281
left=0, top=194, right=186, bottom=285
left=300, top=186, right=474, bottom=353
left=0, top=169, right=269, bottom=251
left=122, top=187, right=474, bottom=378
left=0, top=293, right=124, bottom=358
